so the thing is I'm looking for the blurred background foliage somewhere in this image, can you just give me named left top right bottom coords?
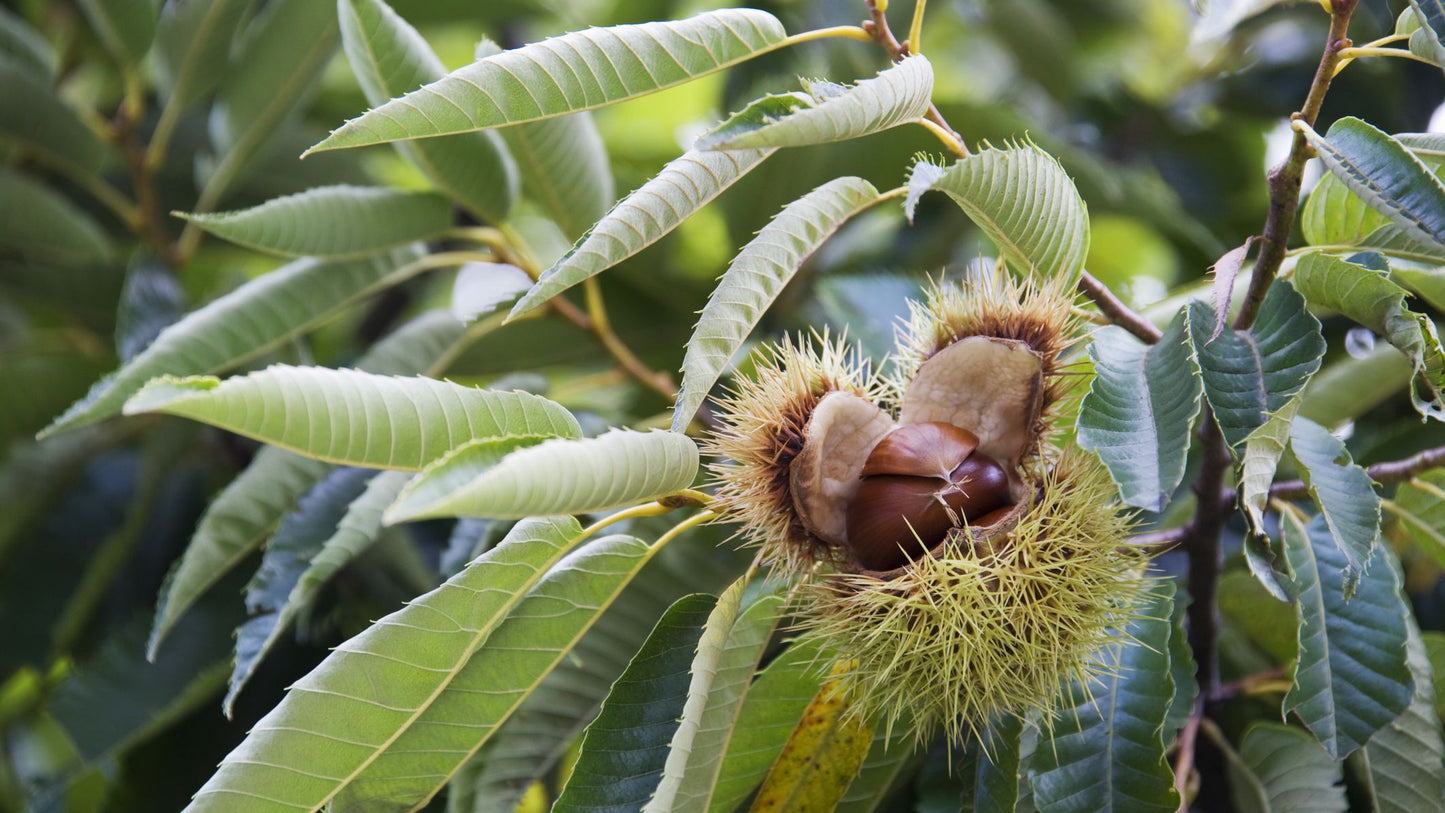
left=2, top=0, right=1444, bottom=809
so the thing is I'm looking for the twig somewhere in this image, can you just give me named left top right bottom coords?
left=862, top=0, right=969, bottom=156
left=1128, top=525, right=1190, bottom=552
left=1078, top=270, right=1162, bottom=343
left=1185, top=415, right=1231, bottom=699
left=1233, top=0, right=1360, bottom=330
left=1267, top=443, right=1445, bottom=501
left=113, top=98, right=181, bottom=267
left=1172, top=702, right=1201, bottom=810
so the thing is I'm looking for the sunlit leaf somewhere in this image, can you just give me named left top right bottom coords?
left=184, top=516, right=625, bottom=811
left=452, top=263, right=534, bottom=325
left=1187, top=282, right=1323, bottom=449
left=647, top=580, right=782, bottom=811
left=339, top=0, right=518, bottom=224
left=1392, top=470, right=1445, bottom=569
left=307, top=9, right=788, bottom=153
left=1287, top=417, right=1380, bottom=589
left=511, top=147, right=773, bottom=317
left=673, top=176, right=882, bottom=430
left=1030, top=581, right=1179, bottom=813
left=1281, top=512, right=1413, bottom=759
left=42, top=246, right=428, bottom=437
left=1291, top=250, right=1445, bottom=420
left=552, top=594, right=716, bottom=813
left=834, top=720, right=923, bottom=813
left=387, top=428, right=697, bottom=522
left=907, top=144, right=1090, bottom=280
left=178, top=186, right=454, bottom=258
left=748, top=660, right=873, bottom=813
left=1078, top=311, right=1203, bottom=511
left=1221, top=723, right=1348, bottom=813
left=696, top=56, right=932, bottom=151
left=1239, top=395, right=1302, bottom=548
left=123, top=365, right=581, bottom=470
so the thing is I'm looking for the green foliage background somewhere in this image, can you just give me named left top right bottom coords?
left=4, top=0, right=1445, bottom=810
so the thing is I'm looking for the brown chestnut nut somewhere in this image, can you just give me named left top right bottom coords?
left=860, top=422, right=979, bottom=478
left=845, top=429, right=1013, bottom=571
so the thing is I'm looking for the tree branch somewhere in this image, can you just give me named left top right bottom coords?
left=1078, top=270, right=1162, bottom=343
left=862, top=0, right=968, bottom=156
left=1233, top=0, right=1360, bottom=330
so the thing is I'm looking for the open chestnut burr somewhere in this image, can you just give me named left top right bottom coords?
left=845, top=422, right=1013, bottom=571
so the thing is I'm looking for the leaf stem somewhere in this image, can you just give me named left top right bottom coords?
left=651, top=510, right=718, bottom=549
left=1077, top=270, right=1162, bottom=343
left=583, top=277, right=680, bottom=403
left=1233, top=0, right=1360, bottom=331
left=862, top=0, right=969, bottom=156
left=581, top=500, right=679, bottom=538
left=907, top=0, right=927, bottom=56
left=778, top=25, right=875, bottom=47
left=1334, top=45, right=1436, bottom=74
left=914, top=117, right=968, bottom=158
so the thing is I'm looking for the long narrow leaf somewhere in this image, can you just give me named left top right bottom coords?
left=387, top=428, right=697, bottom=522
left=186, top=516, right=597, bottom=812
left=123, top=365, right=582, bottom=470
left=696, top=56, right=933, bottom=151
left=512, top=146, right=773, bottom=317
left=1282, top=512, right=1413, bottom=759
left=552, top=594, right=717, bottom=813
left=673, top=176, right=881, bottom=430
left=339, top=0, right=518, bottom=224
left=178, top=186, right=453, bottom=258
left=42, top=246, right=426, bottom=437
left=1287, top=417, right=1381, bottom=589
left=748, top=660, right=873, bottom=812
left=153, top=0, right=251, bottom=108
left=307, top=9, right=788, bottom=154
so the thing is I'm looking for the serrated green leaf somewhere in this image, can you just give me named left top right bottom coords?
left=1241, top=395, right=1302, bottom=543
left=1078, top=312, right=1203, bottom=511
left=647, top=580, right=782, bottom=812
left=552, top=593, right=717, bottom=813
left=511, top=146, right=773, bottom=318
left=185, top=516, right=637, bottom=812
left=460, top=537, right=745, bottom=813
left=0, top=60, right=118, bottom=176
left=153, top=0, right=251, bottom=107
left=696, top=56, right=932, bottom=151
left=748, top=660, right=874, bottom=813
left=345, top=533, right=663, bottom=809
left=76, top=0, right=158, bottom=67
left=1392, top=471, right=1445, bottom=569
left=339, top=0, right=518, bottom=224
left=308, top=9, right=788, bottom=153
left=1030, top=581, right=1179, bottom=813
left=1287, top=417, right=1381, bottom=588
left=1282, top=512, right=1413, bottom=759
left=708, top=641, right=829, bottom=813
left=673, top=176, right=882, bottom=431
left=0, top=168, right=113, bottom=267
left=1298, top=117, right=1445, bottom=251
left=959, top=715, right=1024, bottom=813
left=1426, top=632, right=1445, bottom=721
left=42, top=246, right=428, bottom=437
left=1187, top=282, right=1323, bottom=449
left=1165, top=594, right=1200, bottom=739
left=178, top=186, right=454, bottom=258
left=1291, top=250, right=1445, bottom=420
left=1222, top=723, right=1347, bottom=813
left=123, top=365, right=581, bottom=470
left=1352, top=585, right=1445, bottom=813
left=0, top=7, right=57, bottom=79
left=907, top=144, right=1090, bottom=280
left=225, top=466, right=379, bottom=714
left=387, top=428, right=697, bottom=522
left=1409, top=0, right=1445, bottom=70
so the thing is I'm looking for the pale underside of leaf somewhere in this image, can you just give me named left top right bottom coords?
left=40, top=246, right=427, bottom=438
left=387, top=428, right=698, bottom=522
left=307, top=9, right=788, bottom=153
left=696, top=55, right=933, bottom=151
left=1287, top=417, right=1380, bottom=588
left=673, top=176, right=882, bottom=431
left=512, top=146, right=773, bottom=317
left=178, top=185, right=454, bottom=258
left=122, top=365, right=581, bottom=470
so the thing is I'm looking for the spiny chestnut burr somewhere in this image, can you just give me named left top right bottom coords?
left=845, top=422, right=1012, bottom=571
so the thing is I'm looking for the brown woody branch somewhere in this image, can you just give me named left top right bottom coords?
left=861, top=0, right=968, bottom=156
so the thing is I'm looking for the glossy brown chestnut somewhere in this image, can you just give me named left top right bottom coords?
left=860, top=422, right=980, bottom=478
left=845, top=431, right=1013, bottom=571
